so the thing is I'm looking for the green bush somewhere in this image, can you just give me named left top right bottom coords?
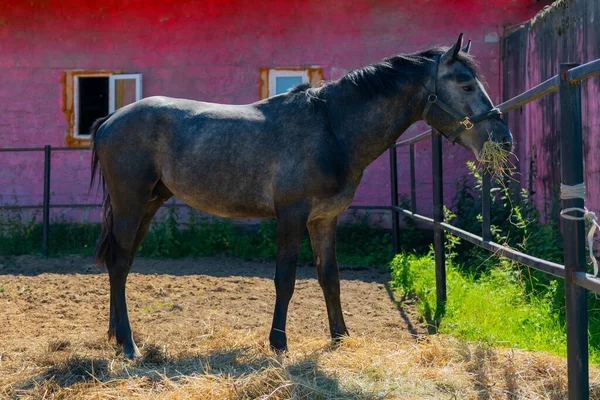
left=389, top=161, right=600, bottom=361
left=389, top=253, right=580, bottom=359
left=0, top=202, right=427, bottom=266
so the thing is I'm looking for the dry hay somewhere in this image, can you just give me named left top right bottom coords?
left=1, top=257, right=598, bottom=399
left=2, top=329, right=599, bottom=399
left=478, top=133, right=516, bottom=179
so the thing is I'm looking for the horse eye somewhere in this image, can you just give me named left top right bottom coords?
left=462, top=85, right=474, bottom=92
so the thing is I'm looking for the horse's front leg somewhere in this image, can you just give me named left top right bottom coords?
left=269, top=203, right=309, bottom=352
left=307, top=216, right=349, bottom=341
left=108, top=293, right=116, bottom=339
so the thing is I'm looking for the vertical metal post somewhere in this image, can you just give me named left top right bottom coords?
left=409, top=143, right=417, bottom=214
left=482, top=170, right=491, bottom=242
left=559, top=63, right=588, bottom=400
left=42, top=145, right=51, bottom=257
left=431, top=130, right=446, bottom=309
left=389, top=146, right=400, bottom=254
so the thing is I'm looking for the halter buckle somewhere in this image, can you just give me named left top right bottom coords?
left=460, top=117, right=474, bottom=130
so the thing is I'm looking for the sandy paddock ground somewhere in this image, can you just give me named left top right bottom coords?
left=0, top=255, right=596, bottom=399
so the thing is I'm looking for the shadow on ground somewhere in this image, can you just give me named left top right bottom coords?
left=0, top=255, right=392, bottom=284
left=9, top=344, right=360, bottom=399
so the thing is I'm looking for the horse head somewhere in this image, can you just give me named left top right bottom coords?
left=422, top=34, right=513, bottom=163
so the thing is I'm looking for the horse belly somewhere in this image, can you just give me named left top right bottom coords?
left=160, top=175, right=276, bottom=219
left=308, top=183, right=358, bottom=221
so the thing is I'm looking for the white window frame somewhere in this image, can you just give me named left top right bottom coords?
left=268, top=69, right=309, bottom=97
left=109, top=73, right=143, bottom=113
left=72, top=73, right=142, bottom=139
left=73, top=73, right=107, bottom=138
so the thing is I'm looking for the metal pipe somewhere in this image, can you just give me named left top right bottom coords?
left=559, top=63, right=588, bottom=400
left=42, top=145, right=51, bottom=257
left=431, top=130, right=446, bottom=309
left=496, top=75, right=559, bottom=114
left=410, top=143, right=417, bottom=214
left=394, top=206, right=434, bottom=226
left=567, top=58, right=600, bottom=83
left=573, top=271, right=600, bottom=294
left=346, top=205, right=391, bottom=211
left=482, top=171, right=491, bottom=242
left=52, top=147, right=91, bottom=151
left=0, top=203, right=393, bottom=211
left=394, top=128, right=432, bottom=147
left=0, top=147, right=46, bottom=152
left=393, top=205, right=567, bottom=279
left=438, top=221, right=565, bottom=278
left=389, top=147, right=400, bottom=254
left=0, top=204, right=44, bottom=210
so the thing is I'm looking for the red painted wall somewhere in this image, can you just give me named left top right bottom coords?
left=0, top=0, right=547, bottom=223
left=504, top=0, right=600, bottom=224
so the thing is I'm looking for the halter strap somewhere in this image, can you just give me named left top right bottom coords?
left=421, top=56, right=502, bottom=143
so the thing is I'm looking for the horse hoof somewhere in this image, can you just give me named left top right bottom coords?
left=269, top=331, right=287, bottom=353
left=270, top=343, right=288, bottom=354
left=122, top=343, right=141, bottom=359
left=330, top=330, right=349, bottom=347
left=332, top=331, right=349, bottom=340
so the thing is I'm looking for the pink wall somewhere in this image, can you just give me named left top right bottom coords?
left=504, top=0, right=600, bottom=221
left=0, top=0, right=547, bottom=223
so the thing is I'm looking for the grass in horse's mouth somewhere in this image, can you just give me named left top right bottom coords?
left=478, top=132, right=516, bottom=178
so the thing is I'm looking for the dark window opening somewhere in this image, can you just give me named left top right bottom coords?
left=78, top=77, right=108, bottom=136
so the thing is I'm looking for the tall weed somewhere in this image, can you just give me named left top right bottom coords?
left=0, top=203, right=418, bottom=266
left=389, top=253, right=584, bottom=360
left=393, top=161, right=600, bottom=359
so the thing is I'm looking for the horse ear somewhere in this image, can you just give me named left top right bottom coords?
left=462, top=39, right=471, bottom=54
left=440, top=33, right=463, bottom=63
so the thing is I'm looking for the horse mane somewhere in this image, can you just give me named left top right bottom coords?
left=293, top=46, right=481, bottom=104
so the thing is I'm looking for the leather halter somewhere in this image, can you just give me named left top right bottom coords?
left=422, top=55, right=502, bottom=143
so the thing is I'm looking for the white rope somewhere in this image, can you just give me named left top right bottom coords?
left=560, top=183, right=600, bottom=276
left=561, top=182, right=585, bottom=199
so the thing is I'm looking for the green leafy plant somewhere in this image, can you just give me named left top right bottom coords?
left=389, top=252, right=580, bottom=360
left=392, top=160, right=600, bottom=360
left=0, top=203, right=425, bottom=266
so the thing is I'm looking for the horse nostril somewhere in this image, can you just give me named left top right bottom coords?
left=501, top=137, right=513, bottom=151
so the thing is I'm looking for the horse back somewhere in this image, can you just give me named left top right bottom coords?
left=93, top=95, right=357, bottom=219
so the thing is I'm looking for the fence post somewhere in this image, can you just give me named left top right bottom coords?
left=559, top=62, right=588, bottom=400
left=410, top=143, right=417, bottom=214
left=389, top=147, right=400, bottom=254
left=482, top=171, right=491, bottom=242
left=42, top=145, right=51, bottom=257
left=431, top=129, right=446, bottom=313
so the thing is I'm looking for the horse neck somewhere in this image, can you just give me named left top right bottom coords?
left=323, top=81, right=424, bottom=171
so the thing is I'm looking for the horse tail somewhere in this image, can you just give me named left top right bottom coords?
left=89, top=114, right=112, bottom=194
left=88, top=114, right=117, bottom=266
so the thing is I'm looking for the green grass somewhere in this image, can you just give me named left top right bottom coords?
left=389, top=252, right=600, bottom=363
left=0, top=207, right=430, bottom=265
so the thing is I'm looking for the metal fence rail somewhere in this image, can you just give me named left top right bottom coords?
left=390, top=57, right=600, bottom=400
left=0, top=144, right=390, bottom=255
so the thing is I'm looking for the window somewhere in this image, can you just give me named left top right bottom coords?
left=63, top=71, right=142, bottom=147
left=259, top=67, right=323, bottom=99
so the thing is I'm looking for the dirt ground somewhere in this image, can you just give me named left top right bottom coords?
left=0, top=256, right=593, bottom=399
left=0, top=256, right=424, bottom=396
left=0, top=255, right=421, bottom=349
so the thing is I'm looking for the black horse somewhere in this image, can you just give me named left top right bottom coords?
left=90, top=34, right=512, bottom=358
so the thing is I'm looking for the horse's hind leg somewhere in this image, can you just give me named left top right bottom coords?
left=108, top=187, right=171, bottom=350
left=307, top=216, right=349, bottom=342
left=129, top=182, right=172, bottom=257
left=269, top=203, right=309, bottom=352
left=100, top=177, right=169, bottom=359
